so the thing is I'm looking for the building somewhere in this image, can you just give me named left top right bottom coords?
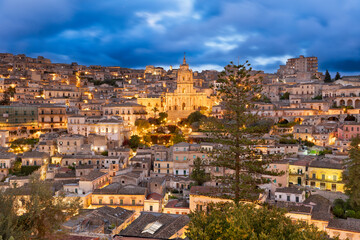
left=163, top=199, right=190, bottom=215
left=91, top=183, right=148, bottom=212
left=308, top=159, right=344, bottom=192
left=21, top=151, right=50, bottom=166
left=275, top=187, right=305, bottom=203
left=0, top=152, right=16, bottom=177
left=137, top=56, right=214, bottom=122
left=164, top=56, right=213, bottom=121
left=0, top=105, right=38, bottom=131
left=67, top=116, right=131, bottom=146
left=103, top=102, right=147, bottom=126
left=117, top=212, right=189, bottom=239
left=37, top=104, right=67, bottom=130
left=57, top=134, right=86, bottom=155
left=63, top=206, right=136, bottom=237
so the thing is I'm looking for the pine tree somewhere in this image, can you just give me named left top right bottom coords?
left=190, top=157, right=210, bottom=186
left=335, top=72, right=341, bottom=80
left=344, top=137, right=360, bottom=209
left=324, top=70, right=332, bottom=82
left=206, top=62, right=283, bottom=204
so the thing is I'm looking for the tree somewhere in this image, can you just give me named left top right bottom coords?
left=207, top=62, right=283, bottom=204
left=17, top=175, right=81, bottom=238
left=151, top=107, right=159, bottom=118
left=172, top=132, right=186, bottom=144
left=186, top=202, right=332, bottom=240
left=0, top=174, right=81, bottom=239
left=158, top=112, right=168, bottom=124
left=344, top=137, right=360, bottom=209
left=186, top=111, right=206, bottom=125
left=0, top=192, right=23, bottom=240
left=324, top=70, right=332, bottom=82
left=280, top=92, right=290, bottom=100
left=129, top=135, right=141, bottom=149
left=135, top=119, right=150, bottom=133
left=335, top=72, right=341, bottom=80
left=190, top=157, right=210, bottom=186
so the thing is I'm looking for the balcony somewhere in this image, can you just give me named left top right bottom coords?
left=307, top=177, right=343, bottom=184
left=289, top=171, right=304, bottom=176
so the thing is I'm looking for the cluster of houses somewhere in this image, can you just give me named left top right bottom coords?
left=0, top=53, right=360, bottom=239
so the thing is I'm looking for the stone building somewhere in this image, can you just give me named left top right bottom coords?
left=138, top=56, right=214, bottom=122
left=164, top=56, right=213, bottom=121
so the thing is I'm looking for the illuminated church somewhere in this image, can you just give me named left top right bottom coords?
left=138, top=56, right=214, bottom=121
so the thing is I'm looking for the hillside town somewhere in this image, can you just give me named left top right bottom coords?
left=1, top=53, right=360, bottom=239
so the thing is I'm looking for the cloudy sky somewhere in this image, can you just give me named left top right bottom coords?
left=0, top=0, right=359, bottom=74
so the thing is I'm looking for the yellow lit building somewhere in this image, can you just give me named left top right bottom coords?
left=308, top=160, right=344, bottom=192
left=137, top=56, right=214, bottom=122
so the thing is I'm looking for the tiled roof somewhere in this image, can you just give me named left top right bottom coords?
left=22, top=151, right=49, bottom=159
left=79, top=170, right=107, bottom=181
left=309, top=160, right=343, bottom=170
left=303, top=195, right=331, bottom=221
left=165, top=199, right=189, bottom=209
left=119, top=212, right=189, bottom=239
left=63, top=206, right=134, bottom=234
left=275, top=187, right=304, bottom=194
left=93, top=183, right=147, bottom=195
left=327, top=218, right=360, bottom=232
left=146, top=193, right=163, bottom=201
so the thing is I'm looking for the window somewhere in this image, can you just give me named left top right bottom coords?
left=312, top=173, right=316, bottom=179
left=110, top=199, right=113, bottom=205
left=193, top=155, right=196, bottom=159
left=183, top=157, right=186, bottom=160
left=296, top=196, right=299, bottom=202
left=150, top=206, right=153, bottom=211
left=132, top=200, right=135, bottom=205
left=120, top=199, right=123, bottom=205
left=184, top=170, right=186, bottom=175
left=176, top=156, right=178, bottom=160
left=99, top=199, right=102, bottom=204
left=167, top=164, right=169, bottom=168
left=333, top=175, right=337, bottom=181
left=287, top=196, right=290, bottom=201
left=322, top=174, right=325, bottom=180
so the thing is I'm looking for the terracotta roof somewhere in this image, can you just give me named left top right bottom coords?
left=146, top=193, right=163, bottom=201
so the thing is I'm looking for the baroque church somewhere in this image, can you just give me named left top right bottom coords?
left=138, top=56, right=214, bottom=121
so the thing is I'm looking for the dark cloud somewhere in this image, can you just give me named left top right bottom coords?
left=0, top=0, right=359, bottom=74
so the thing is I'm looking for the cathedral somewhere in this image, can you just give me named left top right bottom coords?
left=138, top=56, right=214, bottom=122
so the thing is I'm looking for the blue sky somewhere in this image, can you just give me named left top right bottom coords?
left=0, top=0, right=359, bottom=74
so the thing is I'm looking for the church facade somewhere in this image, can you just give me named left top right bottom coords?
left=137, top=56, right=214, bottom=121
